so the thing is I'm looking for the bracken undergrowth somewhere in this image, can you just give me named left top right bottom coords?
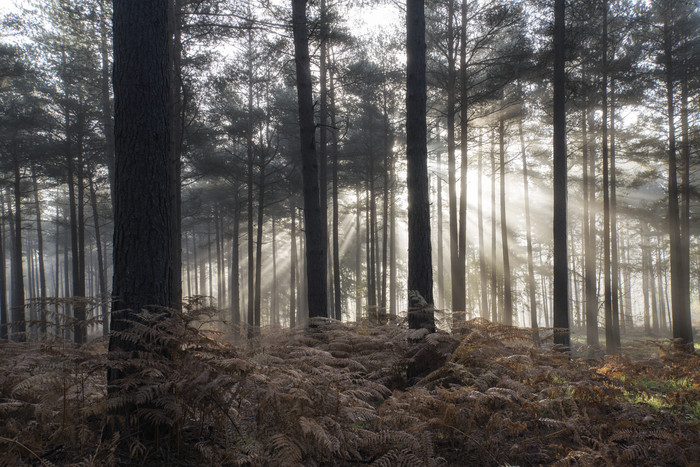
left=1, top=305, right=699, bottom=466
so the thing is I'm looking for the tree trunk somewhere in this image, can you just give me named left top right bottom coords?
left=406, top=0, right=434, bottom=330
left=381, top=103, right=390, bottom=317
left=271, top=215, right=278, bottom=326
left=662, top=15, right=691, bottom=346
left=552, top=0, right=569, bottom=347
left=0, top=191, right=7, bottom=340
left=519, top=110, right=538, bottom=336
left=109, top=0, right=172, bottom=393
left=582, top=104, right=599, bottom=346
left=89, top=177, right=108, bottom=336
left=437, top=149, right=444, bottom=309
left=11, top=157, right=26, bottom=341
left=610, top=79, right=622, bottom=337
left=254, top=164, right=265, bottom=331
left=601, top=0, right=618, bottom=354
left=389, top=148, right=397, bottom=318
left=292, top=0, right=328, bottom=320
left=477, top=131, right=488, bottom=319
left=290, top=206, right=297, bottom=328
left=355, top=188, right=362, bottom=319
left=99, top=0, right=115, bottom=203
left=457, top=0, right=469, bottom=323
left=445, top=0, right=463, bottom=317
left=230, top=192, right=240, bottom=326
left=499, top=117, right=513, bottom=326
left=330, top=62, right=342, bottom=321
left=490, top=129, right=498, bottom=323
left=31, top=170, right=47, bottom=336
left=168, top=0, right=183, bottom=310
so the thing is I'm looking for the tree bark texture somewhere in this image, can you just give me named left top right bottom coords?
left=292, top=0, right=328, bottom=319
left=109, top=0, right=172, bottom=377
left=406, top=0, right=434, bottom=330
left=552, top=0, right=570, bottom=347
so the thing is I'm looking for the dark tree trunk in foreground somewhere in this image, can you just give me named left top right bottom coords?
left=406, top=0, right=434, bottom=330
left=109, top=0, right=172, bottom=389
left=552, top=0, right=569, bottom=348
left=292, top=0, right=328, bottom=320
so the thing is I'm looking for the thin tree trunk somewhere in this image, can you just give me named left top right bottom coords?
left=11, top=158, right=26, bottom=341
left=99, top=0, right=115, bottom=203
left=490, top=129, right=498, bottom=323
left=381, top=102, right=390, bottom=316
left=477, top=131, right=488, bottom=319
left=254, top=163, right=264, bottom=330
left=330, top=62, right=341, bottom=321
left=437, top=150, right=444, bottom=309
left=389, top=148, right=397, bottom=318
left=355, top=188, right=362, bottom=319
left=208, top=220, right=213, bottom=305
left=215, top=206, right=223, bottom=309
left=89, top=177, right=108, bottom=336
left=319, top=0, right=329, bottom=315
left=446, top=0, right=462, bottom=316
left=192, top=232, right=199, bottom=297
left=656, top=238, right=667, bottom=332
left=0, top=191, right=7, bottom=340
left=457, top=0, right=469, bottom=323
left=499, top=117, right=512, bottom=326
left=519, top=112, right=538, bottom=336
left=290, top=206, right=297, bottom=328
left=642, top=223, right=651, bottom=333
left=271, top=215, right=278, bottom=326
left=583, top=104, right=599, bottom=346
left=610, top=79, right=622, bottom=337
left=230, top=192, right=240, bottom=326
left=31, top=170, right=47, bottom=336
left=185, top=231, right=191, bottom=297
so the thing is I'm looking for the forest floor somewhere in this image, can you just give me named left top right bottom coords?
left=1, top=309, right=699, bottom=466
